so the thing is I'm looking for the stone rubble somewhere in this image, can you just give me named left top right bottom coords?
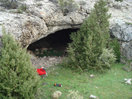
left=31, top=55, right=64, bottom=69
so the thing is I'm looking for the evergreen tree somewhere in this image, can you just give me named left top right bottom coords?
left=0, top=31, right=40, bottom=99
left=67, top=0, right=112, bottom=72
left=94, top=0, right=111, bottom=47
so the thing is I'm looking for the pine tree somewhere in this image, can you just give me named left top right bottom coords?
left=94, top=0, right=111, bottom=47
left=0, top=31, right=40, bottom=99
left=67, top=0, right=111, bottom=72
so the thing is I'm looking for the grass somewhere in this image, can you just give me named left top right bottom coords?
left=40, top=63, right=132, bottom=99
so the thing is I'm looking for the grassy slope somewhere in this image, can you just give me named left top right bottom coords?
left=41, top=64, right=132, bottom=99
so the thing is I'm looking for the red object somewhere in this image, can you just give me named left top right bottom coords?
left=37, top=67, right=47, bottom=75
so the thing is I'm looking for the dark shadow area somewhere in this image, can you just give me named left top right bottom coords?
left=27, top=28, right=78, bottom=57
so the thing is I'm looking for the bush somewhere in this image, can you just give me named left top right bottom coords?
left=99, top=48, right=116, bottom=70
left=115, top=0, right=123, bottom=2
left=57, top=0, right=78, bottom=15
left=0, top=30, right=41, bottom=99
left=109, top=38, right=120, bottom=62
left=66, top=0, right=113, bottom=72
left=16, top=4, right=27, bottom=13
left=0, top=0, right=18, bottom=9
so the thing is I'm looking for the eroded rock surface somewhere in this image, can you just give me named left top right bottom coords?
left=0, top=0, right=132, bottom=60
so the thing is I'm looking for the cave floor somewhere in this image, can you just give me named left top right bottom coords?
left=30, top=54, right=65, bottom=69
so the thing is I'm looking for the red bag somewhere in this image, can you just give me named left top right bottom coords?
left=37, top=67, right=46, bottom=75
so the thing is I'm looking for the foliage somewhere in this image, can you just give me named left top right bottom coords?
left=126, top=22, right=132, bottom=25
left=115, top=0, right=123, bottom=2
left=109, top=38, right=121, bottom=62
left=99, top=48, right=116, bottom=69
left=0, top=0, right=26, bottom=9
left=0, top=0, right=18, bottom=9
left=57, top=0, right=78, bottom=15
left=0, top=30, right=41, bottom=99
left=66, top=0, right=112, bottom=72
left=16, top=4, right=27, bottom=13
left=94, top=0, right=111, bottom=48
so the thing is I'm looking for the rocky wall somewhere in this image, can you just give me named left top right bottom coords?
left=0, top=0, right=132, bottom=60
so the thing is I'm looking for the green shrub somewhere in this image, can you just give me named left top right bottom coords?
left=109, top=38, right=121, bottom=62
left=0, top=0, right=18, bottom=9
left=99, top=48, right=116, bottom=70
left=0, top=30, right=41, bottom=99
left=57, top=0, right=78, bottom=15
left=66, top=0, right=112, bottom=72
left=16, top=4, right=27, bottom=13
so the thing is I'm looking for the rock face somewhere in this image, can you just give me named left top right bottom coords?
left=108, top=0, right=132, bottom=60
left=110, top=19, right=132, bottom=60
left=0, top=0, right=132, bottom=60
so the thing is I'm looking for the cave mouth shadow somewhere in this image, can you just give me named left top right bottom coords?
left=27, top=28, right=79, bottom=57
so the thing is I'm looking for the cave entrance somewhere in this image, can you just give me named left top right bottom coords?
left=27, top=28, right=78, bottom=57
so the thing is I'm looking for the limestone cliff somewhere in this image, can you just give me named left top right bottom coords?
left=0, top=0, right=132, bottom=60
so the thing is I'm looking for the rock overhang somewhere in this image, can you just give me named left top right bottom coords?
left=0, top=0, right=132, bottom=60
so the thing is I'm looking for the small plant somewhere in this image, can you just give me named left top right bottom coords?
left=126, top=22, right=132, bottom=25
left=115, top=0, right=123, bottom=2
left=109, top=38, right=121, bottom=62
left=17, top=4, right=27, bottom=13
left=36, top=3, right=43, bottom=7
left=0, top=29, right=41, bottom=99
left=99, top=48, right=116, bottom=70
left=0, top=0, right=18, bottom=9
left=57, top=0, right=78, bottom=15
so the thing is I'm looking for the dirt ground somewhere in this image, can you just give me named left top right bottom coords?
left=31, top=54, right=64, bottom=69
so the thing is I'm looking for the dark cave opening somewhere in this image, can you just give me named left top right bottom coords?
left=27, top=28, right=78, bottom=57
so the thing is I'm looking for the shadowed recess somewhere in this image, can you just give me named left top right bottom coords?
left=27, top=28, right=78, bottom=56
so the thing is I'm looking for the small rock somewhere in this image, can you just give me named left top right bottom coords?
left=52, top=91, right=62, bottom=99
left=124, top=78, right=132, bottom=85
left=90, top=74, right=95, bottom=78
left=89, top=94, right=97, bottom=99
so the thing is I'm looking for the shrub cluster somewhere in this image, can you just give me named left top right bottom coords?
left=0, top=30, right=40, bottom=99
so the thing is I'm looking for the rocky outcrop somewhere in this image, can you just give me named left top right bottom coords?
left=110, top=19, right=132, bottom=60
left=0, top=0, right=132, bottom=60
left=108, top=0, right=132, bottom=60
left=0, top=0, right=96, bottom=47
